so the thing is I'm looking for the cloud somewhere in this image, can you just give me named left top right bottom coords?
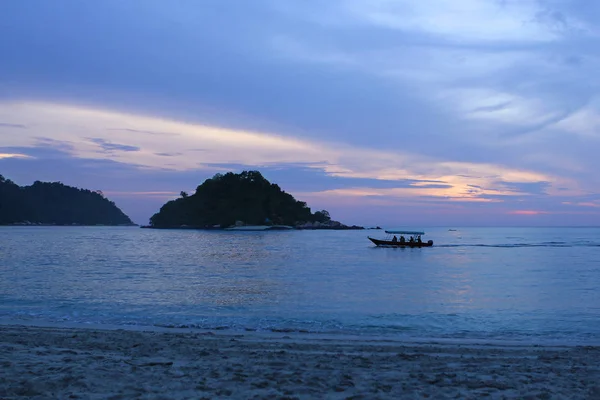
left=439, top=88, right=565, bottom=127
left=34, top=137, right=75, bottom=152
left=344, top=0, right=565, bottom=42
left=501, top=181, right=551, bottom=196
left=282, top=0, right=592, bottom=43
left=573, top=202, right=600, bottom=208
left=0, top=101, right=569, bottom=205
left=155, top=152, right=183, bottom=157
left=88, top=138, right=141, bottom=152
left=507, top=210, right=550, bottom=215
left=0, top=153, right=31, bottom=159
left=0, top=122, right=27, bottom=128
left=553, top=101, right=600, bottom=138
left=107, top=128, right=180, bottom=137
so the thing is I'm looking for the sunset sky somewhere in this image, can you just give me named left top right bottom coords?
left=1, top=0, right=600, bottom=226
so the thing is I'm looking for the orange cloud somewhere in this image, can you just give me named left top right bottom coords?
left=0, top=153, right=32, bottom=159
left=507, top=210, right=549, bottom=215
left=0, top=100, right=581, bottom=205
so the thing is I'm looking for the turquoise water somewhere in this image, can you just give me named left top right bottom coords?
left=1, top=226, right=599, bottom=343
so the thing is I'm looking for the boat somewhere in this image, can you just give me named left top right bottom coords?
left=368, top=230, right=433, bottom=247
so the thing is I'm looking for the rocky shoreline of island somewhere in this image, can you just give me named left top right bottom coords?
left=140, top=221, right=381, bottom=231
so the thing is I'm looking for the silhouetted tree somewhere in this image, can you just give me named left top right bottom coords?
left=149, top=170, right=331, bottom=228
left=313, top=210, right=331, bottom=223
left=0, top=175, right=133, bottom=225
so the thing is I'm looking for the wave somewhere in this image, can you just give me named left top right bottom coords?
left=4, top=309, right=600, bottom=346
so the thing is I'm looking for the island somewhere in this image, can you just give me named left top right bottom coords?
left=147, top=171, right=364, bottom=230
left=0, top=174, right=134, bottom=226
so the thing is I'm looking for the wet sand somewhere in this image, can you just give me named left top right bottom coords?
left=1, top=325, right=599, bottom=399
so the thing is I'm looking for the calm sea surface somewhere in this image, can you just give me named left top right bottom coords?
left=1, top=227, right=599, bottom=344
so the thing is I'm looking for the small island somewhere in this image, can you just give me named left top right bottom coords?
left=147, top=171, right=364, bottom=230
left=0, top=174, right=134, bottom=226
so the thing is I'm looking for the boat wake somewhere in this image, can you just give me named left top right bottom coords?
left=436, top=242, right=600, bottom=248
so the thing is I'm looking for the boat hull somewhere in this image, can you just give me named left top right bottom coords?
left=368, top=237, right=433, bottom=247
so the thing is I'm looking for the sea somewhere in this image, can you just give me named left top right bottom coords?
left=1, top=226, right=599, bottom=344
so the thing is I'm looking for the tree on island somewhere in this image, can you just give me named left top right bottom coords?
left=313, top=209, right=331, bottom=223
left=0, top=174, right=134, bottom=226
left=149, top=170, right=335, bottom=228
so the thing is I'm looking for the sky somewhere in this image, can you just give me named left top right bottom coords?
left=1, top=0, right=600, bottom=227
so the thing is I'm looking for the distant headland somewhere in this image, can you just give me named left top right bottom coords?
left=0, top=174, right=135, bottom=226
left=146, top=171, right=373, bottom=230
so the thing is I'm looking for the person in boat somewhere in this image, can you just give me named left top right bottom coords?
left=392, top=235, right=398, bottom=243
left=416, top=235, right=422, bottom=244
left=399, top=236, right=406, bottom=244
left=409, top=236, right=414, bottom=243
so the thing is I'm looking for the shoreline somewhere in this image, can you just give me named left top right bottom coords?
left=2, top=318, right=600, bottom=348
left=2, top=324, right=599, bottom=398
left=140, top=225, right=375, bottom=231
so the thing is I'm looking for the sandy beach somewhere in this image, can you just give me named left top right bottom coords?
left=1, top=325, right=599, bottom=399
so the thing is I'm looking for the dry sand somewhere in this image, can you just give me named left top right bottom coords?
left=1, top=325, right=599, bottom=399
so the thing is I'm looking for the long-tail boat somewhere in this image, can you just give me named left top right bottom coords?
left=368, top=230, right=433, bottom=247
